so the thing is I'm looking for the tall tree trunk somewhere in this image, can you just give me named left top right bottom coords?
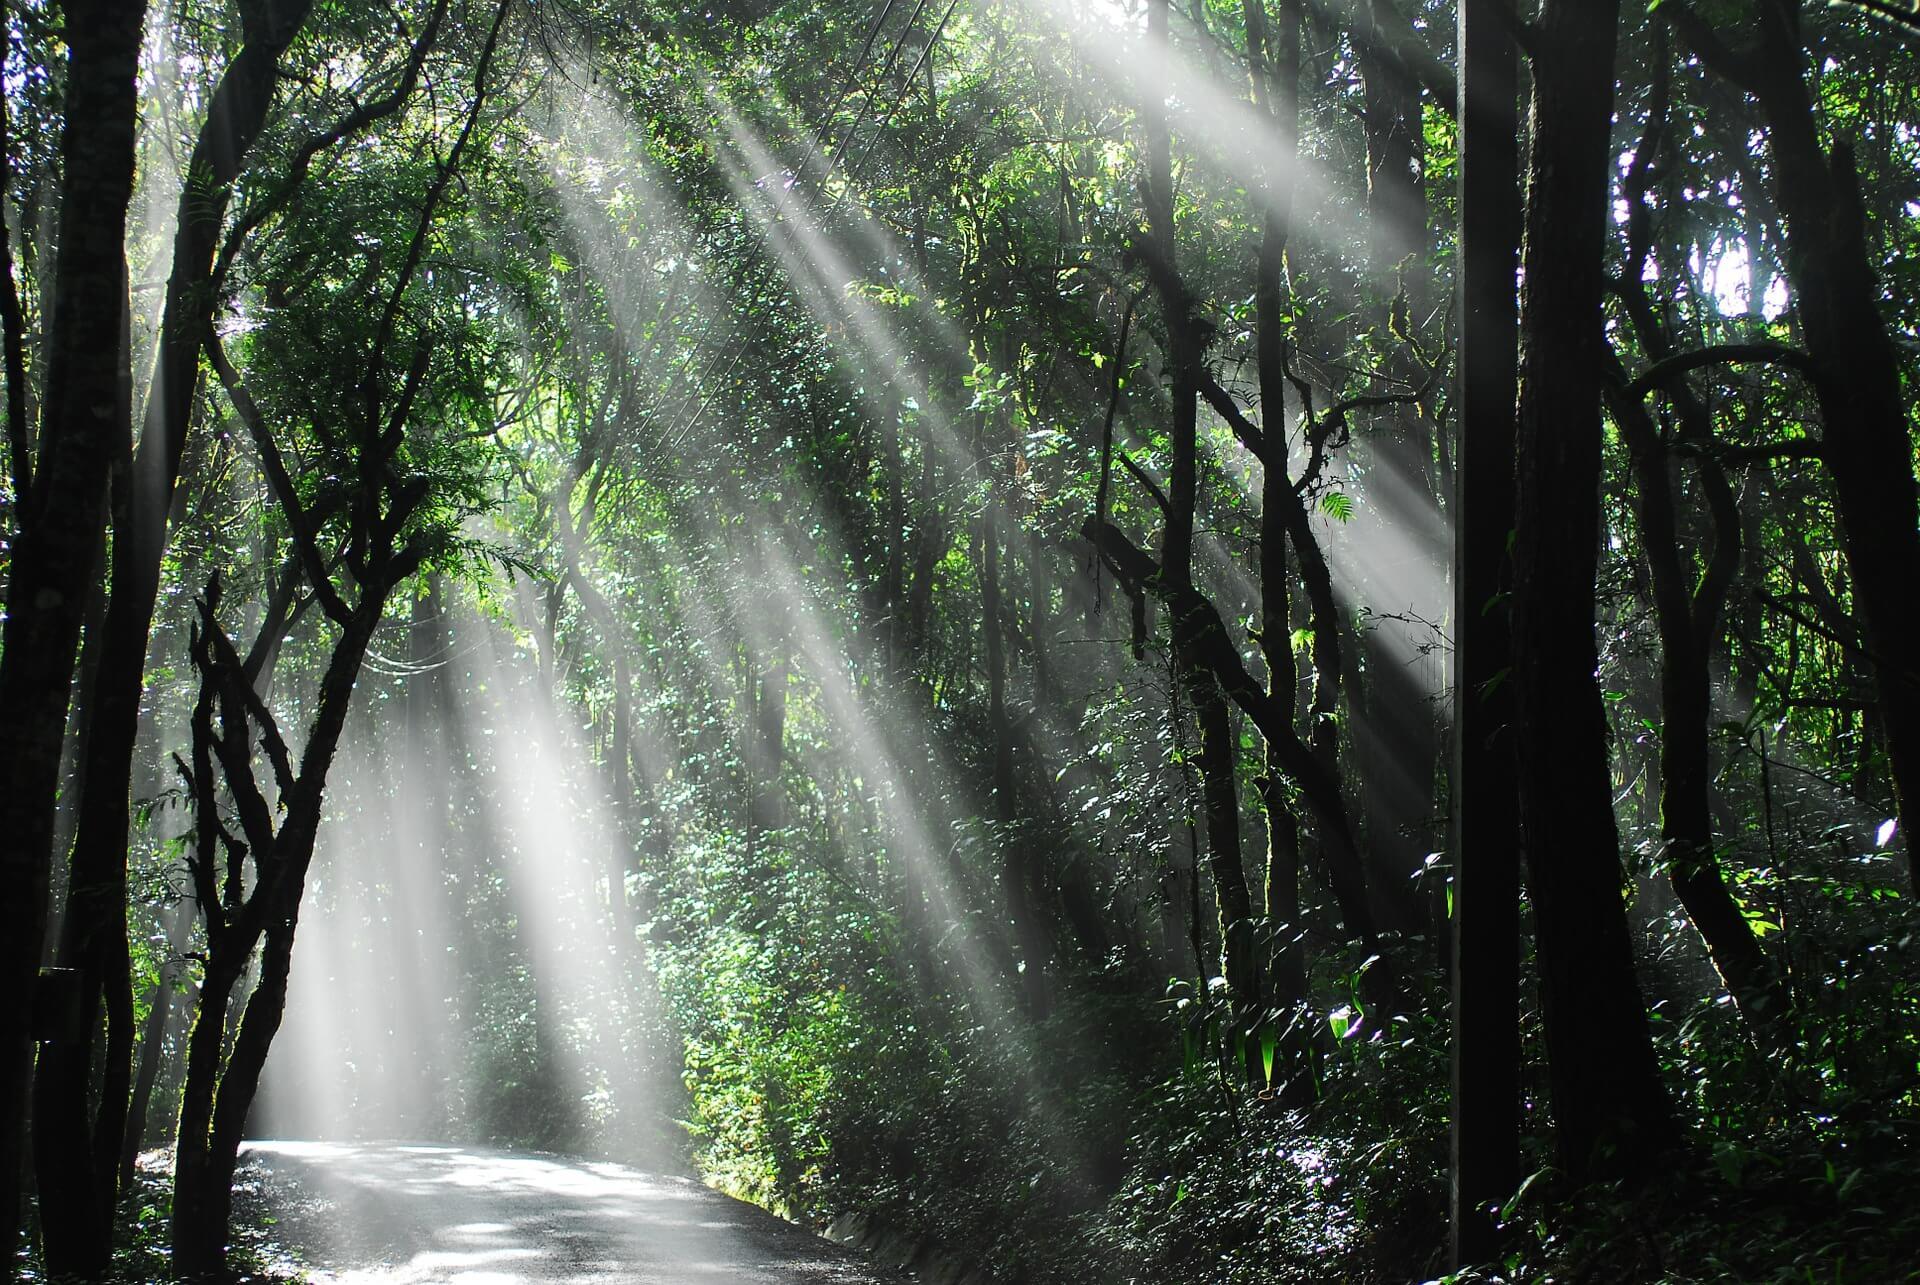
left=1243, top=0, right=1311, bottom=1057
left=1608, top=33, right=1797, bottom=1053
left=1449, top=0, right=1522, bottom=1260
left=1608, top=378, right=1794, bottom=1048
left=168, top=955, right=245, bottom=1282
left=36, top=9, right=317, bottom=1270
left=43, top=554, right=108, bottom=959
left=1743, top=6, right=1920, bottom=889
left=1353, top=0, right=1441, bottom=940
left=1511, top=0, right=1672, bottom=1178
left=1143, top=0, right=1259, bottom=1019
left=0, top=7, right=147, bottom=1273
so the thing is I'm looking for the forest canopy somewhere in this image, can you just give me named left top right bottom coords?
left=1, top=0, right=1918, bottom=1281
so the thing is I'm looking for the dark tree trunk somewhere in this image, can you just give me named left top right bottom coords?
left=1511, top=0, right=1672, bottom=1178
left=1671, top=2, right=1920, bottom=886
left=1450, top=0, right=1522, bottom=1260
left=169, top=956, right=245, bottom=1282
left=0, top=6, right=147, bottom=1272
left=169, top=2, right=497, bottom=1257
left=1137, top=0, right=1262, bottom=1025
left=194, top=902, right=301, bottom=1263
left=35, top=9, right=316, bottom=1270
left=1088, top=515, right=1387, bottom=972
left=1243, top=0, right=1312, bottom=1049
left=1354, top=0, right=1441, bottom=942
left=1744, top=10, right=1920, bottom=890
left=1604, top=29, right=1792, bottom=1054
left=1608, top=380, right=1793, bottom=1048
left=172, top=602, right=385, bottom=1279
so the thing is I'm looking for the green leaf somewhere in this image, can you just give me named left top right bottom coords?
left=1329, top=1006, right=1351, bottom=1040
left=1501, top=1167, right=1553, bottom=1223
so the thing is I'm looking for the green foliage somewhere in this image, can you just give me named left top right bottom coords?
left=13, top=0, right=1920, bottom=1281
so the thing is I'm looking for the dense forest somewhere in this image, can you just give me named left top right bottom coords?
left=2, top=0, right=1918, bottom=1280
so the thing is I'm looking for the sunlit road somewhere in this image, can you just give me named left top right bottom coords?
left=242, top=1141, right=910, bottom=1283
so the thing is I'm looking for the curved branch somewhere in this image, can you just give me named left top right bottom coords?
left=1627, top=342, right=1821, bottom=398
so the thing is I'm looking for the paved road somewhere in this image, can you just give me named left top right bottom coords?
left=241, top=1141, right=910, bottom=1284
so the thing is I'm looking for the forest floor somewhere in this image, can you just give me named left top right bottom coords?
left=238, top=1140, right=911, bottom=1283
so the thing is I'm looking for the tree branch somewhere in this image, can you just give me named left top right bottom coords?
left=204, top=325, right=353, bottom=625
left=1627, top=341, right=1821, bottom=397
left=212, top=0, right=450, bottom=295
left=1197, top=371, right=1269, bottom=462
left=1119, top=451, right=1172, bottom=517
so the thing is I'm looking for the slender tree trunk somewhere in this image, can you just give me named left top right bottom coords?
left=1243, top=0, right=1313, bottom=1055
left=1450, top=0, right=1522, bottom=1258
left=1608, top=383, right=1793, bottom=1048
left=172, top=900, right=299, bottom=1280
left=1353, top=0, right=1442, bottom=940
left=44, top=554, right=108, bottom=958
left=0, top=8, right=147, bottom=1272
left=1140, top=0, right=1260, bottom=1024
left=1511, top=0, right=1671, bottom=1177
left=1605, top=33, right=1792, bottom=1052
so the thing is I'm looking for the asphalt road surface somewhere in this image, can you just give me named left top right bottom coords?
left=241, top=1141, right=911, bottom=1284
